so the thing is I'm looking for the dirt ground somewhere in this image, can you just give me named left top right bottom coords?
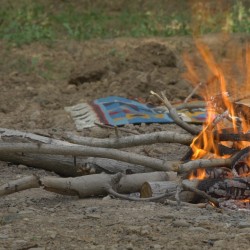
left=0, top=34, right=250, bottom=249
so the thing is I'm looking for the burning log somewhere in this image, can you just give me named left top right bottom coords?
left=197, top=177, right=250, bottom=200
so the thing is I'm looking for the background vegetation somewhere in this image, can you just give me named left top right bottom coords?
left=0, top=0, right=250, bottom=46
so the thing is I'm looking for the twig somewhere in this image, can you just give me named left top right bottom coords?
left=64, top=131, right=194, bottom=148
left=94, top=122, right=140, bottom=135
left=114, top=126, right=119, bottom=138
left=184, top=82, right=203, bottom=103
left=175, top=101, right=206, bottom=110
left=150, top=91, right=200, bottom=135
left=107, top=188, right=201, bottom=207
left=182, top=182, right=219, bottom=207
left=108, top=188, right=171, bottom=202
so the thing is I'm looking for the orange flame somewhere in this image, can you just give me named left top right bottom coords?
left=183, top=38, right=250, bottom=180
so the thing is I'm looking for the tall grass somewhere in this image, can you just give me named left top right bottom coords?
left=0, top=1, right=249, bottom=46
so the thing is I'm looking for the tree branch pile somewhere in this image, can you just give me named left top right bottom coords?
left=0, top=91, right=249, bottom=209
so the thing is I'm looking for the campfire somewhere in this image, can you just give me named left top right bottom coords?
left=0, top=40, right=249, bottom=211
left=183, top=40, right=250, bottom=208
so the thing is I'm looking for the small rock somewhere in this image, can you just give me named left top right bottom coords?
left=172, top=219, right=190, bottom=227
left=239, top=228, right=250, bottom=233
left=126, top=243, right=134, bottom=250
left=18, top=164, right=28, bottom=170
left=0, top=234, right=8, bottom=239
left=19, top=210, right=33, bottom=215
left=140, top=229, right=149, bottom=236
left=189, top=226, right=209, bottom=233
left=85, top=207, right=98, bottom=213
left=140, top=225, right=151, bottom=236
left=12, top=240, right=28, bottom=248
left=238, top=222, right=250, bottom=229
left=102, top=195, right=112, bottom=201
left=87, top=214, right=101, bottom=219
left=29, top=248, right=46, bottom=250
left=213, top=240, right=228, bottom=248
left=152, top=244, right=163, bottom=249
left=50, top=232, right=57, bottom=239
left=8, top=207, right=19, bottom=213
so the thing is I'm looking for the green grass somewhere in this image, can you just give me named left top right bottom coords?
left=0, top=1, right=249, bottom=46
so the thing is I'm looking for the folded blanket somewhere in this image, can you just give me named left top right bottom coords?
left=65, top=96, right=206, bottom=131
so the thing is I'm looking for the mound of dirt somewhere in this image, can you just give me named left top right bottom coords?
left=69, top=41, right=192, bottom=101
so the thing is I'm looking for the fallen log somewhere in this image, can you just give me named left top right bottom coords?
left=0, top=142, right=179, bottom=172
left=0, top=153, right=153, bottom=177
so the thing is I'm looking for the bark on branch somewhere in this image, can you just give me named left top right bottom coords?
left=0, top=142, right=178, bottom=172
left=64, top=131, right=193, bottom=148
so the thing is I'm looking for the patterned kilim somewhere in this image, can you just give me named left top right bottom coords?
left=65, top=96, right=206, bottom=131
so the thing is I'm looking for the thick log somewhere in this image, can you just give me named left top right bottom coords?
left=0, top=142, right=178, bottom=172
left=140, top=180, right=199, bottom=202
left=117, top=171, right=177, bottom=193
left=0, top=153, right=153, bottom=177
left=0, top=175, right=40, bottom=196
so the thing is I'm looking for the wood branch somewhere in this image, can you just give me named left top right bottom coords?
left=0, top=141, right=234, bottom=174
left=94, top=122, right=140, bottom=135
left=0, top=175, right=40, bottom=196
left=107, top=188, right=182, bottom=204
left=178, top=158, right=231, bottom=175
left=184, top=82, right=203, bottom=103
left=0, top=142, right=178, bottom=172
left=0, top=128, right=72, bottom=146
left=216, top=132, right=250, bottom=142
left=64, top=131, right=193, bottom=148
left=0, top=153, right=154, bottom=177
left=150, top=91, right=200, bottom=135
left=175, top=101, right=206, bottom=110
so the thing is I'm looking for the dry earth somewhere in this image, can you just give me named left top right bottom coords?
left=0, top=34, right=250, bottom=249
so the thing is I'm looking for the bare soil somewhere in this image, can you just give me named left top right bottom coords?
left=0, top=34, right=250, bottom=249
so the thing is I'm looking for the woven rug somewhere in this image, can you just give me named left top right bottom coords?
left=65, top=96, right=206, bottom=131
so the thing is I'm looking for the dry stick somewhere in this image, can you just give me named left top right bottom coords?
left=0, top=142, right=177, bottom=172
left=107, top=188, right=202, bottom=207
left=182, top=182, right=219, bottom=207
left=179, top=158, right=231, bottom=174
left=175, top=101, right=206, bottom=110
left=64, top=131, right=194, bottom=148
left=184, top=82, right=203, bottom=103
left=108, top=188, right=172, bottom=202
left=94, top=122, right=140, bottom=135
left=150, top=91, right=200, bottom=135
left=0, top=142, right=234, bottom=174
